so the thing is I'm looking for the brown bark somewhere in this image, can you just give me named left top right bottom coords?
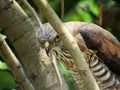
left=0, top=0, right=68, bottom=90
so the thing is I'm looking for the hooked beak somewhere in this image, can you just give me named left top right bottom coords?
left=44, top=41, right=50, bottom=55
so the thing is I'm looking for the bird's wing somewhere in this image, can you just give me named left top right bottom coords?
left=65, top=22, right=120, bottom=75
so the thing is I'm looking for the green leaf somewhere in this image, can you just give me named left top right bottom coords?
left=0, top=70, right=17, bottom=90
left=1, top=34, right=6, bottom=39
left=0, top=62, right=8, bottom=69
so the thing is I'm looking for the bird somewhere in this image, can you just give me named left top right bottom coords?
left=36, top=22, right=120, bottom=90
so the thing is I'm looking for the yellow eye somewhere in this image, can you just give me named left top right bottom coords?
left=54, top=35, right=60, bottom=41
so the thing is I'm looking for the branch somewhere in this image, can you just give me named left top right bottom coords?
left=50, top=51, right=62, bottom=86
left=32, top=0, right=100, bottom=90
left=61, top=0, right=64, bottom=22
left=21, top=0, right=42, bottom=27
left=0, top=34, right=35, bottom=90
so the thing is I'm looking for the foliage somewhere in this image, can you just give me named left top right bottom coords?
left=0, top=62, right=17, bottom=90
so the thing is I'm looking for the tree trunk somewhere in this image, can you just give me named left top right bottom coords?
left=0, top=0, right=68, bottom=90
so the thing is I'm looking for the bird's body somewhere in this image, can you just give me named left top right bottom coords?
left=51, top=47, right=87, bottom=90
left=85, top=50, right=120, bottom=90
left=36, top=22, right=120, bottom=90
left=78, top=22, right=120, bottom=76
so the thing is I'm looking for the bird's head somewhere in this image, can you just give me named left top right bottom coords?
left=36, top=23, right=89, bottom=71
left=36, top=23, right=64, bottom=55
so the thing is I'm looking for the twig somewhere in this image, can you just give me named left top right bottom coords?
left=50, top=52, right=62, bottom=87
left=0, top=33, right=35, bottom=90
left=61, top=0, right=64, bottom=22
left=21, top=0, right=42, bottom=27
left=99, top=4, right=104, bottom=26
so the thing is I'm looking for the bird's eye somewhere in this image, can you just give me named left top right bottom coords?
left=54, top=35, right=60, bottom=41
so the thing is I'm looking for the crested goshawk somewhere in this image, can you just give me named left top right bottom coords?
left=36, top=22, right=120, bottom=90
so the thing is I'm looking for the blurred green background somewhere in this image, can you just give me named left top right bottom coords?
left=0, top=0, right=120, bottom=90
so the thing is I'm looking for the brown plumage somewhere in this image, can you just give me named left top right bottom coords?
left=78, top=23, right=120, bottom=76
left=63, top=22, right=120, bottom=76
